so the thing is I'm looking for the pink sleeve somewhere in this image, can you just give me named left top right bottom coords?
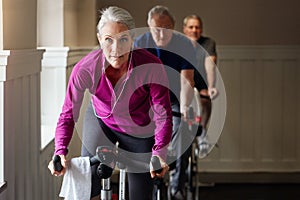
left=148, top=63, right=173, bottom=161
left=55, top=61, right=93, bottom=155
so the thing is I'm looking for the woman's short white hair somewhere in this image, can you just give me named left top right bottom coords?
left=97, top=6, right=135, bottom=35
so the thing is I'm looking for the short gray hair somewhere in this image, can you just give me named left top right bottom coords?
left=183, top=14, right=203, bottom=28
left=147, top=5, right=175, bottom=26
left=97, top=6, right=135, bottom=35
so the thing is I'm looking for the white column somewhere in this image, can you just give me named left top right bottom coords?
left=39, top=47, right=69, bottom=148
left=0, top=50, right=9, bottom=187
left=37, top=0, right=64, bottom=47
left=0, top=0, right=3, bottom=50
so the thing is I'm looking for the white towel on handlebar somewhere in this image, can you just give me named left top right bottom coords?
left=59, top=156, right=91, bottom=200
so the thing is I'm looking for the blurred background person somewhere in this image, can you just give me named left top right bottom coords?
left=183, top=14, right=218, bottom=144
left=135, top=5, right=196, bottom=200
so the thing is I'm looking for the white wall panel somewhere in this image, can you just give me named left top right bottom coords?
left=199, top=46, right=300, bottom=175
left=0, top=49, right=43, bottom=199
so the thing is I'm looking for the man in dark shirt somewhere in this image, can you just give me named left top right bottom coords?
left=135, top=5, right=198, bottom=200
left=183, top=14, right=218, bottom=149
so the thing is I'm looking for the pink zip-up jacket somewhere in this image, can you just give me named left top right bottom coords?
left=55, top=48, right=173, bottom=160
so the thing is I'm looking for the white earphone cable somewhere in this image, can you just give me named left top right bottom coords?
left=92, top=51, right=133, bottom=119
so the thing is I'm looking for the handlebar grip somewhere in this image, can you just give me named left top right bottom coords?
left=53, top=155, right=63, bottom=172
left=151, top=156, right=162, bottom=173
left=90, top=155, right=100, bottom=166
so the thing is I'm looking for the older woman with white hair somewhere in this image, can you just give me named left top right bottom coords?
left=48, top=6, right=172, bottom=200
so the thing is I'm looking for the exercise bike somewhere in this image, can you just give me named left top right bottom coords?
left=53, top=145, right=163, bottom=200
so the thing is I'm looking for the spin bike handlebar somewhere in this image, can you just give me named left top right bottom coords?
left=53, top=146, right=159, bottom=176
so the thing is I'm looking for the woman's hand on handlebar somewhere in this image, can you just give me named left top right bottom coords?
left=48, top=154, right=67, bottom=177
left=208, top=87, right=218, bottom=100
left=150, top=156, right=169, bottom=179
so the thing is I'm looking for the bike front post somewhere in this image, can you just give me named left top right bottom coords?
left=101, top=178, right=112, bottom=200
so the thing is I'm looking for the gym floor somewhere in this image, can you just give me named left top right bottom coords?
left=111, top=173, right=300, bottom=199
left=198, top=183, right=300, bottom=200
